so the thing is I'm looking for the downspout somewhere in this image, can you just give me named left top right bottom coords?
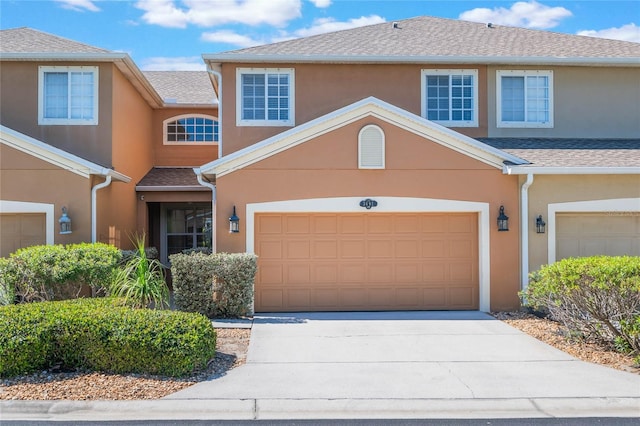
left=91, top=172, right=112, bottom=243
left=207, top=67, right=223, bottom=159
left=520, top=173, right=534, bottom=294
left=195, top=171, right=217, bottom=253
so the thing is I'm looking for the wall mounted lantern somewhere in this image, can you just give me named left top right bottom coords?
left=229, top=206, right=240, bottom=233
left=497, top=205, right=509, bottom=232
left=536, top=215, right=546, bottom=234
left=59, top=206, right=72, bottom=234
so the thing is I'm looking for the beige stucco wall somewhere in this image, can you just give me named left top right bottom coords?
left=0, top=61, right=114, bottom=166
left=0, top=144, right=92, bottom=244
left=152, top=107, right=219, bottom=167
left=525, top=174, right=640, bottom=273
left=216, top=117, right=522, bottom=310
left=487, top=66, right=640, bottom=138
left=220, top=63, right=489, bottom=155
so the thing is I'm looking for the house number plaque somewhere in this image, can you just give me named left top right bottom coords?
left=359, top=199, right=378, bottom=209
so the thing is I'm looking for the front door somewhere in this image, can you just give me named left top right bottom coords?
left=159, top=203, right=212, bottom=264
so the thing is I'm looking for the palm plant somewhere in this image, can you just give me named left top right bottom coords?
left=110, top=234, right=169, bottom=309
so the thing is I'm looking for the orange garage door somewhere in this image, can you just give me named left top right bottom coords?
left=0, top=213, right=46, bottom=258
left=254, top=213, right=478, bottom=312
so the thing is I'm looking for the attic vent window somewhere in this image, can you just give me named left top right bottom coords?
left=358, top=125, right=385, bottom=169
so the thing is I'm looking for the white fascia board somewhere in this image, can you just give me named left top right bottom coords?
left=202, top=55, right=640, bottom=67
left=0, top=125, right=131, bottom=182
left=200, top=97, right=527, bottom=177
left=503, top=165, right=640, bottom=175
left=0, top=52, right=129, bottom=61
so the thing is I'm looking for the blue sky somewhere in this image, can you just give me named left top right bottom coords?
left=1, top=0, right=639, bottom=70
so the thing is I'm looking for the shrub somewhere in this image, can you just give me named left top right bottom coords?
left=523, top=255, right=640, bottom=355
left=171, top=252, right=257, bottom=318
left=0, top=243, right=121, bottom=304
left=0, top=298, right=216, bottom=378
left=170, top=252, right=216, bottom=317
left=0, top=258, right=16, bottom=305
left=211, top=253, right=257, bottom=318
left=109, top=235, right=169, bottom=309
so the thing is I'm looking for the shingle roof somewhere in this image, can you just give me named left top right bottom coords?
left=0, top=27, right=110, bottom=54
left=479, top=138, right=640, bottom=168
left=143, top=71, right=217, bottom=105
left=207, top=16, right=640, bottom=62
left=136, top=167, right=209, bottom=191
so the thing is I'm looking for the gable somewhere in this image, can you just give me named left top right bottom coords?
left=197, top=97, right=526, bottom=178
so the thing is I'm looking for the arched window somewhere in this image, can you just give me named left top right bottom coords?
left=358, top=124, right=385, bottom=169
left=163, top=114, right=218, bottom=144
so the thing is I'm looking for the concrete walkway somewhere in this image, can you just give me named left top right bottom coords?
left=2, top=311, right=639, bottom=421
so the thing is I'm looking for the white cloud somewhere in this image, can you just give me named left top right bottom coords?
left=459, top=0, right=572, bottom=29
left=135, top=0, right=302, bottom=29
left=293, top=15, right=385, bottom=38
left=308, top=0, right=331, bottom=8
left=577, top=23, right=640, bottom=43
left=201, top=30, right=263, bottom=48
left=55, top=0, right=100, bottom=12
left=140, top=56, right=206, bottom=71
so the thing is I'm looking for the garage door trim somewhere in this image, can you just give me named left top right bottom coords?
left=547, top=197, right=640, bottom=264
left=246, top=197, right=491, bottom=311
left=0, top=200, right=54, bottom=245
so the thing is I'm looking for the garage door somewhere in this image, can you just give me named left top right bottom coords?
left=557, top=213, right=640, bottom=259
left=255, top=213, right=478, bottom=312
left=0, top=213, right=46, bottom=258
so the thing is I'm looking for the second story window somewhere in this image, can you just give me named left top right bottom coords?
left=38, top=66, right=98, bottom=125
left=421, top=69, right=478, bottom=127
left=237, top=68, right=294, bottom=127
left=164, top=114, right=218, bottom=144
left=497, top=70, right=553, bottom=128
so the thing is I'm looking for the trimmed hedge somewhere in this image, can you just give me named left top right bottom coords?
left=524, top=255, right=640, bottom=356
left=0, top=298, right=216, bottom=378
left=171, top=252, right=257, bottom=318
left=0, top=243, right=121, bottom=304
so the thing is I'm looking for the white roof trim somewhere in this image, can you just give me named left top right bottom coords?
left=0, top=125, right=131, bottom=182
left=204, top=55, right=640, bottom=67
left=197, top=97, right=527, bottom=178
left=503, top=165, right=640, bottom=175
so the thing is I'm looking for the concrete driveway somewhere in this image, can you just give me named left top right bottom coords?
left=166, top=311, right=640, bottom=418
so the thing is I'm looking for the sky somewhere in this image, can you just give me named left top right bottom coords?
left=1, top=0, right=639, bottom=71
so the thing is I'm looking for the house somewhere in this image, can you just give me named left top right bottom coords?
left=1, top=18, right=639, bottom=313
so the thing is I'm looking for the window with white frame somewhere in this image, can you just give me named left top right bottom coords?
left=358, top=124, right=385, bottom=169
left=236, top=68, right=294, bottom=126
left=497, top=70, right=553, bottom=128
left=421, top=69, right=478, bottom=127
left=163, top=114, right=218, bottom=144
left=38, top=66, right=98, bottom=125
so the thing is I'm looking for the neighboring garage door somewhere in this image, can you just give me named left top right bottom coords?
left=0, top=213, right=46, bottom=258
left=255, top=212, right=478, bottom=312
left=556, top=213, right=640, bottom=259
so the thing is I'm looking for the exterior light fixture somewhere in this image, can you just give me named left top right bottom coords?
left=59, top=206, right=72, bottom=234
left=536, top=215, right=546, bottom=234
left=497, top=205, right=509, bottom=232
left=229, top=206, right=240, bottom=233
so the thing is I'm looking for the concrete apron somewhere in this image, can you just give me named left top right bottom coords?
left=165, top=311, right=640, bottom=418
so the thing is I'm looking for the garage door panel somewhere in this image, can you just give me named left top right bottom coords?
left=557, top=214, right=640, bottom=259
left=257, top=215, right=282, bottom=233
left=0, top=213, right=46, bottom=258
left=255, top=213, right=478, bottom=312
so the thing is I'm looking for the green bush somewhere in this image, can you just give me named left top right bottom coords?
left=0, top=243, right=121, bottom=304
left=170, top=252, right=217, bottom=317
left=523, top=256, right=640, bottom=355
left=211, top=253, right=257, bottom=317
left=171, top=252, right=257, bottom=318
left=0, top=298, right=216, bottom=378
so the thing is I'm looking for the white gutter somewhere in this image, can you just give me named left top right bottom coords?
left=520, top=174, right=534, bottom=295
left=91, top=173, right=112, bottom=243
left=195, top=171, right=217, bottom=253
left=206, top=68, right=223, bottom=158
left=203, top=54, right=640, bottom=67
left=504, top=165, right=640, bottom=175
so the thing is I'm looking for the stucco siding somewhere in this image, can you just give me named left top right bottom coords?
left=488, top=66, right=640, bottom=138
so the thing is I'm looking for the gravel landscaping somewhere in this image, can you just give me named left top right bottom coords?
left=1, top=313, right=637, bottom=400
